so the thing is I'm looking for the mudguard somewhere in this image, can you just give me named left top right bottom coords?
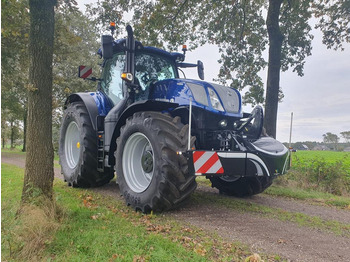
left=105, top=100, right=179, bottom=166
left=65, top=92, right=113, bottom=131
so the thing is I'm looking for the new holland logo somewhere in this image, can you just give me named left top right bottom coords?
left=193, top=151, right=224, bottom=175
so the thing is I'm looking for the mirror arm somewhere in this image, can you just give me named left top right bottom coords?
left=177, top=62, right=197, bottom=68
left=84, top=77, right=102, bottom=82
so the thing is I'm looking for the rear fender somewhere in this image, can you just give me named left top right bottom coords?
left=65, top=93, right=99, bottom=131
left=65, top=92, right=112, bottom=131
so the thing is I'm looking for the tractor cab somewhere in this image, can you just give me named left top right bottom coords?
left=99, top=47, right=179, bottom=106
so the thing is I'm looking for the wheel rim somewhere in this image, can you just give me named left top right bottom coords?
left=65, top=121, right=81, bottom=169
left=122, top=132, right=154, bottom=193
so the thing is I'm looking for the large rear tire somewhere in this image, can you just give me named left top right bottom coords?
left=116, top=112, right=197, bottom=213
left=59, top=102, right=114, bottom=187
left=209, top=176, right=274, bottom=197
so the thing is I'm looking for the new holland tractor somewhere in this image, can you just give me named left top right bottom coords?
left=59, top=24, right=289, bottom=212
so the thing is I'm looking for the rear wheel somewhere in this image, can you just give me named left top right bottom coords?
left=59, top=102, right=114, bottom=187
left=209, top=176, right=274, bottom=197
left=116, top=111, right=197, bottom=213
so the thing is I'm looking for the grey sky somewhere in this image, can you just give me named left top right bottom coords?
left=185, top=29, right=350, bottom=143
left=78, top=1, right=350, bottom=143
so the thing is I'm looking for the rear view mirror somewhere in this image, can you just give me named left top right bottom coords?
left=78, top=66, right=92, bottom=79
left=101, top=35, right=113, bottom=59
left=197, top=60, right=204, bottom=80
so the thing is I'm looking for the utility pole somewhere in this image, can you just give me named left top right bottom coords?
left=289, top=112, right=293, bottom=167
left=288, top=112, right=293, bottom=149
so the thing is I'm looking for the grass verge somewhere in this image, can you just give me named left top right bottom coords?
left=265, top=183, right=350, bottom=208
left=191, top=190, right=350, bottom=237
left=1, top=163, right=281, bottom=262
left=197, top=176, right=350, bottom=209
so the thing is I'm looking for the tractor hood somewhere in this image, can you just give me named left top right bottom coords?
left=150, top=79, right=243, bottom=117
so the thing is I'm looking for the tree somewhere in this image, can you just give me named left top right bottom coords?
left=89, top=0, right=349, bottom=138
left=22, top=0, right=56, bottom=201
left=1, top=0, right=30, bottom=151
left=323, top=132, right=339, bottom=151
left=2, top=0, right=100, bottom=152
left=340, top=131, right=350, bottom=143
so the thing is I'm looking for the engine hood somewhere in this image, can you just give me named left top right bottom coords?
left=150, top=79, right=242, bottom=117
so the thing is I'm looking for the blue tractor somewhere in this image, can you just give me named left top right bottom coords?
left=59, top=25, right=289, bottom=212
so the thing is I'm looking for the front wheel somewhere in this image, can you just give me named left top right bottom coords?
left=115, top=112, right=197, bottom=213
left=209, top=176, right=275, bottom=197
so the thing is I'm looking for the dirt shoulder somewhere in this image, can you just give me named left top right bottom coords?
left=2, top=152, right=350, bottom=262
left=198, top=185, right=350, bottom=225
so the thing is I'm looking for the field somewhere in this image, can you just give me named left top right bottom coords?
left=285, top=150, right=350, bottom=195
left=292, top=150, right=350, bottom=176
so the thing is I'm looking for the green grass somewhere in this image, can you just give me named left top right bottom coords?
left=2, top=163, right=280, bottom=262
left=1, top=147, right=26, bottom=155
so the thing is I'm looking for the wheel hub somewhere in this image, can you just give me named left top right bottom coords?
left=141, top=150, right=153, bottom=173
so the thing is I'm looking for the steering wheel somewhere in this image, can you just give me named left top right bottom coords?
left=141, top=72, right=158, bottom=85
left=236, top=105, right=264, bottom=139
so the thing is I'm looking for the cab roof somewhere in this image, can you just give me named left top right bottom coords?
left=97, top=38, right=185, bottom=62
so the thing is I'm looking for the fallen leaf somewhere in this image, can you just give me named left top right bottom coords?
left=194, top=244, right=207, bottom=256
left=278, top=238, right=287, bottom=244
left=133, top=255, right=146, bottom=262
left=245, top=253, right=263, bottom=262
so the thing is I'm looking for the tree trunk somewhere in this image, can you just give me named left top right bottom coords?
left=22, top=0, right=56, bottom=202
left=264, top=0, right=284, bottom=139
left=22, top=107, right=27, bottom=152
left=10, top=121, right=14, bottom=149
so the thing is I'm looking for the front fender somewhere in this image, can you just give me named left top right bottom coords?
left=106, top=100, right=178, bottom=166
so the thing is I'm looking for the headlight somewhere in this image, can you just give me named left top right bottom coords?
left=208, top=87, right=224, bottom=112
left=219, top=119, right=227, bottom=127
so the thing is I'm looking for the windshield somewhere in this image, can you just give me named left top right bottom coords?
left=135, top=52, right=176, bottom=91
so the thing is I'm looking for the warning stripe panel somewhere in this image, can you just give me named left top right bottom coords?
left=193, top=151, right=224, bottom=174
left=79, top=66, right=92, bottom=79
left=193, top=150, right=206, bottom=163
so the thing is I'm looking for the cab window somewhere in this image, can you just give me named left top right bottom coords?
left=100, top=53, right=125, bottom=105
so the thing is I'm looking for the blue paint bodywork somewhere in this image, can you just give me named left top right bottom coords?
left=95, top=39, right=242, bottom=119
left=90, top=78, right=243, bottom=119
left=149, top=79, right=243, bottom=118
left=88, top=92, right=113, bottom=116
left=88, top=79, right=243, bottom=119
